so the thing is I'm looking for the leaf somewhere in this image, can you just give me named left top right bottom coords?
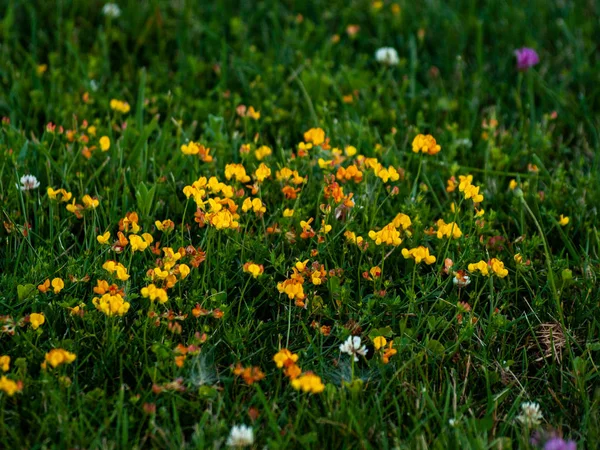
left=17, top=284, right=36, bottom=301
left=426, top=339, right=445, bottom=356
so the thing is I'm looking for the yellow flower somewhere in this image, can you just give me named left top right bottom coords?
left=392, top=213, right=411, bottom=230
left=344, top=230, right=364, bottom=246
left=489, top=258, right=508, bottom=278
left=255, top=145, right=272, bottom=160
left=303, top=128, right=326, bottom=146
left=283, top=208, right=294, bottom=217
left=559, top=214, right=569, bottom=226
left=273, top=349, right=299, bottom=368
left=100, top=136, right=111, bottom=151
left=115, top=265, right=130, bottom=281
left=82, top=195, right=99, bottom=209
left=243, top=262, right=264, bottom=278
left=247, top=106, right=260, bottom=120
left=509, top=179, right=518, bottom=190
left=368, top=223, right=402, bottom=246
left=468, top=260, right=490, bottom=276
left=514, top=253, right=523, bottom=264
left=38, top=279, right=50, bottom=293
left=436, top=219, right=462, bottom=239
left=224, top=164, right=251, bottom=183
left=140, top=284, right=168, bottom=303
left=110, top=99, right=131, bottom=114
left=0, top=356, right=10, bottom=372
left=93, top=293, right=131, bottom=315
left=462, top=184, right=484, bottom=203
left=375, top=165, right=400, bottom=183
left=412, top=134, right=441, bottom=155
left=254, top=163, right=272, bottom=182
left=373, top=336, right=387, bottom=350
left=51, top=278, right=65, bottom=294
left=97, top=231, right=111, bottom=244
left=0, top=376, right=21, bottom=396
left=155, top=219, right=175, bottom=232
left=290, top=372, right=325, bottom=394
left=242, top=198, right=266, bottom=214
left=129, top=234, right=149, bottom=252
left=43, top=349, right=76, bottom=369
left=345, top=145, right=357, bottom=157
left=37, top=64, right=48, bottom=75
left=178, top=264, right=190, bottom=279
left=401, top=246, right=436, bottom=265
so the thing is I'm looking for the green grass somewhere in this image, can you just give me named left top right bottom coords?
left=0, top=0, right=599, bottom=448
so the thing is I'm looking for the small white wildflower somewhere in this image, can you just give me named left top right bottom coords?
left=102, top=3, right=121, bottom=18
left=452, top=274, right=471, bottom=287
left=17, top=175, right=40, bottom=191
left=516, top=401, right=543, bottom=426
left=226, top=424, right=254, bottom=448
left=375, top=47, right=399, bottom=66
left=90, top=80, right=99, bottom=92
left=339, top=336, right=368, bottom=361
left=448, top=418, right=458, bottom=427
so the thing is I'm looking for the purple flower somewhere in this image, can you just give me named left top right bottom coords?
left=514, top=47, right=540, bottom=71
left=544, top=437, right=577, bottom=450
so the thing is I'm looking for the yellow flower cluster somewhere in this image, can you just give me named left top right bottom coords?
left=336, top=164, right=363, bottom=183
left=372, top=336, right=397, bottom=364
left=468, top=258, right=508, bottom=278
left=273, top=349, right=325, bottom=394
left=242, top=197, right=266, bottom=214
left=368, top=223, right=402, bottom=246
left=47, top=187, right=73, bottom=202
left=30, top=312, right=45, bottom=330
left=277, top=269, right=306, bottom=307
left=0, top=376, right=21, bottom=396
left=291, top=372, right=326, bottom=394
left=93, top=293, right=131, bottom=316
left=141, top=284, right=168, bottom=303
left=180, top=141, right=213, bottom=162
left=110, top=98, right=130, bottom=113
left=412, top=134, right=441, bottom=155
left=255, top=145, right=272, bottom=160
left=458, top=175, right=484, bottom=203
left=243, top=262, right=264, bottom=278
left=225, top=164, right=251, bottom=183
left=0, top=356, right=10, bottom=372
left=374, top=164, right=401, bottom=183
left=129, top=233, right=154, bottom=252
left=254, top=163, right=271, bottom=182
left=401, top=246, right=436, bottom=265
left=344, top=230, right=364, bottom=246
left=303, top=128, right=326, bottom=146
left=435, top=219, right=462, bottom=239
left=102, top=260, right=130, bottom=281
left=155, top=219, right=175, bottom=232
left=276, top=167, right=305, bottom=185
left=392, top=213, right=412, bottom=230
left=43, top=349, right=76, bottom=369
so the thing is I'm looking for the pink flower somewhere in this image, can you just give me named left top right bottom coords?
left=514, top=47, right=539, bottom=71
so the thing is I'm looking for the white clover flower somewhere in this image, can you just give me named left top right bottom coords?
left=17, top=175, right=40, bottom=191
left=375, top=47, right=399, bottom=66
left=452, top=274, right=471, bottom=287
left=339, top=336, right=368, bottom=361
left=516, top=401, right=543, bottom=426
left=226, top=424, right=254, bottom=448
left=102, top=3, right=122, bottom=18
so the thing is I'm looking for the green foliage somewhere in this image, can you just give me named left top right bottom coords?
left=0, top=0, right=598, bottom=448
